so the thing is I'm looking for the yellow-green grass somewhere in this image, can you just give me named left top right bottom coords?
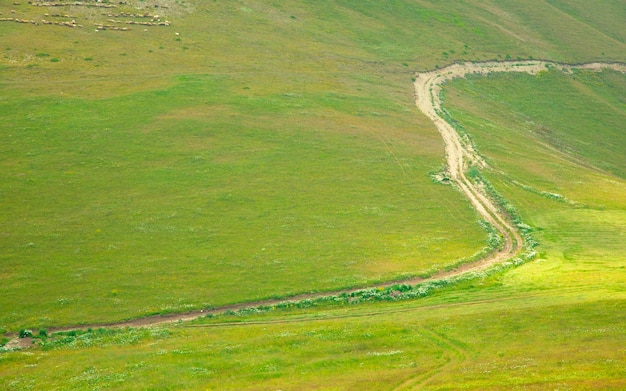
left=7, top=0, right=626, bottom=330
left=2, top=67, right=626, bottom=390
left=443, top=68, right=626, bottom=280
left=2, top=1, right=626, bottom=388
left=1, top=287, right=624, bottom=390
left=1, top=73, right=490, bottom=329
left=2, top=0, right=625, bottom=98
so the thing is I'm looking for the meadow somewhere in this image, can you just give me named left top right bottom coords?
left=1, top=0, right=626, bottom=389
left=1, top=72, right=490, bottom=329
left=1, top=275, right=624, bottom=389
left=1, top=0, right=512, bottom=328
left=443, top=69, right=626, bottom=286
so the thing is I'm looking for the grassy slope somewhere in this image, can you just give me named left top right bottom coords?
left=1, top=284, right=624, bottom=390
left=429, top=68, right=626, bottom=389
left=4, top=69, right=613, bottom=390
left=7, top=0, right=624, bottom=328
left=443, top=70, right=626, bottom=277
left=1, top=0, right=626, bottom=389
left=1, top=0, right=509, bottom=328
left=2, top=73, right=487, bottom=328
left=5, top=69, right=604, bottom=390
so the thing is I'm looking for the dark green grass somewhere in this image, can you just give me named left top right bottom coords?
left=444, top=69, right=626, bottom=178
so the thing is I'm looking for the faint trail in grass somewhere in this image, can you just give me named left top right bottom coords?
left=391, top=327, right=468, bottom=391
left=42, top=288, right=590, bottom=333
left=366, top=128, right=416, bottom=181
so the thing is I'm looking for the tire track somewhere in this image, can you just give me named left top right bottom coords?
left=391, top=327, right=468, bottom=391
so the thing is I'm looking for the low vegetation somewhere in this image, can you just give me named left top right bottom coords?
left=1, top=0, right=625, bottom=389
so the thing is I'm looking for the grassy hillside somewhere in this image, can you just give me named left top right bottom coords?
left=1, top=72, right=491, bottom=329
left=2, top=0, right=624, bottom=329
left=443, top=68, right=626, bottom=308
left=1, top=278, right=624, bottom=389
left=4, top=64, right=622, bottom=390
left=1, top=0, right=626, bottom=389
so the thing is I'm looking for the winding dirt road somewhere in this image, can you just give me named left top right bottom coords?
left=5, top=61, right=625, bottom=347
left=413, top=60, right=626, bottom=273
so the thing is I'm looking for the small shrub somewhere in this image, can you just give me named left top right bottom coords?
left=466, top=166, right=481, bottom=181
left=19, top=329, right=33, bottom=338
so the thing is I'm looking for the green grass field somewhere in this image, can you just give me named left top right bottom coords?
left=1, top=73, right=490, bottom=329
left=1, top=0, right=626, bottom=389
left=444, top=69, right=626, bottom=287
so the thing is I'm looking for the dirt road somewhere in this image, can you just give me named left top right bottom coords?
left=413, top=60, right=625, bottom=274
